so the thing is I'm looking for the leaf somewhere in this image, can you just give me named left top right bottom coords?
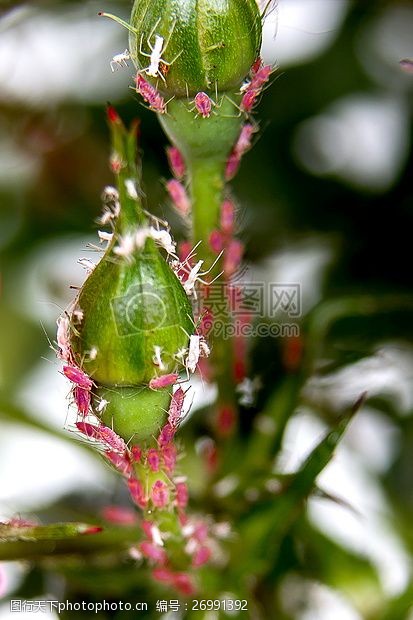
left=0, top=522, right=138, bottom=561
left=305, top=294, right=413, bottom=371
left=0, top=521, right=101, bottom=542
left=376, top=587, right=413, bottom=620
left=231, top=394, right=366, bottom=581
left=241, top=374, right=303, bottom=476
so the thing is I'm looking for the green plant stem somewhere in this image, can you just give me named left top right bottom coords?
left=188, top=158, right=225, bottom=260
left=159, top=97, right=243, bottom=421
left=189, top=157, right=239, bottom=415
left=0, top=526, right=138, bottom=561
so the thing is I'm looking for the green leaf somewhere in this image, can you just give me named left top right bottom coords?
left=0, top=522, right=138, bottom=561
left=231, top=394, right=366, bottom=581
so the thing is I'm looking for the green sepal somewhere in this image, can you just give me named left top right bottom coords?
left=97, top=385, right=171, bottom=443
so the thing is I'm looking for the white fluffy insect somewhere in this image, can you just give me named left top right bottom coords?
left=135, top=227, right=151, bottom=250
left=113, top=233, right=135, bottom=258
left=150, top=523, right=165, bottom=547
left=125, top=179, right=138, bottom=200
left=100, top=186, right=120, bottom=226
left=150, top=228, right=176, bottom=256
left=102, top=185, right=119, bottom=202
left=98, top=230, right=114, bottom=244
left=113, top=224, right=177, bottom=259
left=56, top=314, right=71, bottom=361
left=139, top=19, right=181, bottom=82
left=88, top=346, right=98, bottom=361
left=72, top=307, right=83, bottom=323
left=181, top=256, right=223, bottom=298
left=96, top=398, right=109, bottom=413
left=181, top=334, right=210, bottom=375
left=169, top=241, right=223, bottom=298
left=182, top=260, right=204, bottom=296
left=236, top=376, right=261, bottom=408
left=110, top=49, right=131, bottom=72
left=153, top=345, right=166, bottom=371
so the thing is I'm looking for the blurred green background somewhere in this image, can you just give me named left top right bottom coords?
left=1, top=0, right=413, bottom=618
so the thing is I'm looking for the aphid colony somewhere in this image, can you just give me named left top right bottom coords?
left=56, top=178, right=212, bottom=428
left=104, top=9, right=274, bottom=120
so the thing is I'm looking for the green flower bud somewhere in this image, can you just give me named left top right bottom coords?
left=71, top=237, right=192, bottom=386
left=71, top=113, right=192, bottom=387
left=102, top=0, right=262, bottom=97
left=68, top=110, right=193, bottom=444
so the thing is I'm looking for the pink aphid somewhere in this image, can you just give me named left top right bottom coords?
left=76, top=422, right=126, bottom=453
left=192, top=545, right=211, bottom=568
left=172, top=573, right=196, bottom=596
left=140, top=541, right=167, bottom=564
left=240, top=88, right=258, bottom=114
left=224, top=239, right=244, bottom=278
left=193, top=92, right=212, bottom=118
left=76, top=421, right=101, bottom=439
left=152, top=567, right=175, bottom=584
left=168, top=387, right=185, bottom=427
left=175, top=481, right=189, bottom=509
left=196, top=309, right=214, bottom=338
left=220, top=199, right=235, bottom=234
left=149, top=373, right=179, bottom=390
left=131, top=445, right=142, bottom=462
left=193, top=520, right=209, bottom=544
left=251, top=56, right=262, bottom=76
left=209, top=229, right=225, bottom=254
left=250, top=64, right=272, bottom=91
left=147, top=448, right=160, bottom=472
left=234, top=124, right=256, bottom=157
left=151, top=480, right=169, bottom=508
left=99, top=426, right=127, bottom=453
left=141, top=520, right=154, bottom=540
left=135, top=74, right=166, bottom=113
left=105, top=450, right=132, bottom=477
left=161, top=443, right=177, bottom=472
left=63, top=365, right=93, bottom=390
left=178, top=241, right=193, bottom=263
left=158, top=423, right=176, bottom=448
left=73, top=386, right=91, bottom=415
left=225, top=151, right=240, bottom=181
left=128, top=477, right=147, bottom=508
left=166, top=179, right=191, bottom=216
left=166, top=146, right=186, bottom=179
